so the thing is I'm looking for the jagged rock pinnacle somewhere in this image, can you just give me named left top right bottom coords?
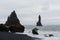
left=36, top=15, right=42, bottom=26
left=5, top=10, right=25, bottom=32
left=5, top=10, right=20, bottom=26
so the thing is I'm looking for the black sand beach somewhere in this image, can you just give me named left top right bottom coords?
left=0, top=31, right=42, bottom=40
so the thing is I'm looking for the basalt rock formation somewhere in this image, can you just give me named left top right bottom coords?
left=36, top=15, right=42, bottom=26
left=32, top=28, right=39, bottom=35
left=5, top=10, right=25, bottom=32
left=5, top=10, right=20, bottom=26
left=9, top=24, right=25, bottom=33
left=0, top=24, right=9, bottom=32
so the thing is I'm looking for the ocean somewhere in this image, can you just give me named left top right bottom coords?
left=16, top=25, right=60, bottom=40
left=25, top=25, right=60, bottom=31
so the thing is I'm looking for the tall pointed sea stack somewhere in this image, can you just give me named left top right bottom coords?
left=5, top=10, right=20, bottom=26
left=36, top=15, right=42, bottom=26
left=5, top=10, right=25, bottom=32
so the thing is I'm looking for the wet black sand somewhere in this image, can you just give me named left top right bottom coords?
left=0, top=31, right=42, bottom=40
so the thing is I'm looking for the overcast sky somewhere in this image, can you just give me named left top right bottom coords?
left=0, top=0, right=60, bottom=25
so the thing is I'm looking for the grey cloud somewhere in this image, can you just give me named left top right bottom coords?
left=0, top=0, right=60, bottom=25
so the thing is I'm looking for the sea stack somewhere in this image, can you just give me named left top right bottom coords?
left=36, top=15, right=42, bottom=26
left=5, top=10, right=20, bottom=26
left=32, top=28, right=39, bottom=35
left=5, top=10, right=25, bottom=33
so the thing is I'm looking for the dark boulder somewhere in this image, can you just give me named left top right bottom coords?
left=36, top=15, right=42, bottom=26
left=49, top=34, right=54, bottom=37
left=32, top=28, right=39, bottom=35
left=0, top=24, right=9, bottom=32
left=44, top=34, right=54, bottom=37
left=9, top=24, right=25, bottom=33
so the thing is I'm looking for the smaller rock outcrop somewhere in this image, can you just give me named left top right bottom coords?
left=0, top=24, right=9, bottom=32
left=49, top=34, right=54, bottom=37
left=44, top=34, right=54, bottom=37
left=36, top=15, right=42, bottom=26
left=32, top=28, right=39, bottom=35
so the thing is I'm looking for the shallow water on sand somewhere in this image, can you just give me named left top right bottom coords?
left=24, top=25, right=60, bottom=40
left=16, top=25, right=60, bottom=40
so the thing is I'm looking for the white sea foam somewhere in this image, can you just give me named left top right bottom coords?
left=16, top=25, right=60, bottom=40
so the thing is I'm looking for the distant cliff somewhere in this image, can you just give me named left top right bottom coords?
left=36, top=15, right=42, bottom=26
